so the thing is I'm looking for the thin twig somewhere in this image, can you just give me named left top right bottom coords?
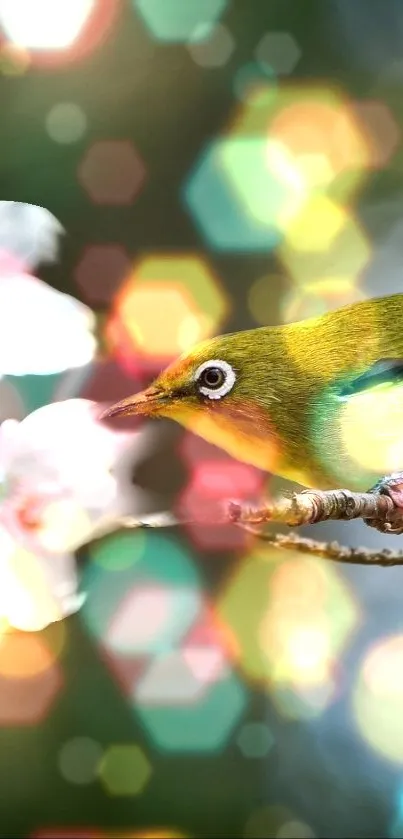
left=237, top=524, right=403, bottom=566
left=120, top=485, right=403, bottom=567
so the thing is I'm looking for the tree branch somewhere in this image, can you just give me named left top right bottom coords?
left=122, top=486, right=403, bottom=567
left=236, top=525, right=403, bottom=566
left=227, top=488, right=397, bottom=529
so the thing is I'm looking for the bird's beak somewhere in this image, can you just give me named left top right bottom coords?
left=100, top=386, right=167, bottom=420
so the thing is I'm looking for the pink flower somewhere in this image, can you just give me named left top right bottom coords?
left=0, top=399, right=158, bottom=632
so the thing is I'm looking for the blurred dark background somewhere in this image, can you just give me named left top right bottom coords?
left=1, top=1, right=403, bottom=837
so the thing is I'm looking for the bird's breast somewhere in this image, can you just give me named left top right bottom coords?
left=171, top=402, right=282, bottom=473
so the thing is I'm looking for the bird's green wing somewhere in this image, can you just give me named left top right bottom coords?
left=308, top=358, right=403, bottom=491
left=337, top=358, right=403, bottom=399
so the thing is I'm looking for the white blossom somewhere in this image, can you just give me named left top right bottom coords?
left=0, top=399, right=157, bottom=632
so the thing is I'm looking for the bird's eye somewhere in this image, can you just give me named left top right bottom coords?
left=200, top=366, right=225, bottom=388
left=194, top=359, right=236, bottom=401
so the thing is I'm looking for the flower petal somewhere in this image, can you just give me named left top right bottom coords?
left=0, top=273, right=96, bottom=375
left=0, top=201, right=63, bottom=270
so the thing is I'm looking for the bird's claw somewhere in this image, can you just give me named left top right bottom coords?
left=365, top=472, right=403, bottom=534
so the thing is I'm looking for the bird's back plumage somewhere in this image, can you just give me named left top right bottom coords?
left=106, top=293, right=403, bottom=492
left=240, top=292, right=403, bottom=489
left=173, top=293, right=403, bottom=490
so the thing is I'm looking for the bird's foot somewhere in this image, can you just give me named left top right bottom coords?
left=365, top=472, right=403, bottom=534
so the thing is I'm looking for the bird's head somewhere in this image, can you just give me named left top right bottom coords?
left=101, top=330, right=284, bottom=471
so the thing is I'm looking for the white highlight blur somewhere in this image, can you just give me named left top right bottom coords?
left=0, top=202, right=63, bottom=269
left=0, top=270, right=97, bottom=374
left=0, top=202, right=96, bottom=375
left=0, top=0, right=94, bottom=50
left=0, top=399, right=158, bottom=632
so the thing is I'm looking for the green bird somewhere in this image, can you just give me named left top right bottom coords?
left=101, top=293, right=403, bottom=526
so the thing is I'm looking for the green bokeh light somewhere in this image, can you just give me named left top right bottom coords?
left=135, top=665, right=248, bottom=753
left=183, top=139, right=281, bottom=252
left=134, top=0, right=228, bottom=43
left=236, top=721, right=274, bottom=758
left=98, top=744, right=152, bottom=796
left=82, top=531, right=203, bottom=654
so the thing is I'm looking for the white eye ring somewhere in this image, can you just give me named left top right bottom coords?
left=194, top=359, right=236, bottom=400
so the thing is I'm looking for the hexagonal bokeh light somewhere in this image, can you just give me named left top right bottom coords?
left=105, top=583, right=203, bottom=657
left=263, top=87, right=371, bottom=192
left=279, top=205, right=371, bottom=288
left=101, top=599, right=245, bottom=755
left=255, top=31, right=301, bottom=75
left=218, top=546, right=359, bottom=718
left=183, top=137, right=288, bottom=252
left=106, top=254, right=229, bottom=372
left=226, top=82, right=379, bottom=224
left=58, top=736, right=104, bottom=785
left=283, top=196, right=351, bottom=254
left=98, top=743, right=152, bottom=796
left=233, top=62, right=276, bottom=104
left=134, top=0, right=228, bottom=43
left=74, top=244, right=131, bottom=305
left=184, top=78, right=381, bottom=253
left=0, top=632, right=63, bottom=724
left=134, top=648, right=247, bottom=753
left=82, top=530, right=204, bottom=673
left=46, top=103, right=87, bottom=145
left=187, top=22, right=234, bottom=68
left=78, top=141, right=146, bottom=206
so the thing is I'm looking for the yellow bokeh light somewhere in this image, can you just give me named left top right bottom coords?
left=119, top=283, right=204, bottom=356
left=217, top=547, right=358, bottom=707
left=281, top=278, right=364, bottom=324
left=285, top=195, right=347, bottom=252
left=0, top=540, right=72, bottom=633
left=353, top=635, right=403, bottom=763
left=296, top=152, right=334, bottom=188
left=270, top=97, right=370, bottom=180
left=230, top=82, right=371, bottom=204
left=221, top=82, right=376, bottom=253
left=279, top=207, right=371, bottom=288
left=215, top=135, right=308, bottom=238
left=260, top=607, right=332, bottom=686
left=134, top=255, right=228, bottom=327
left=111, top=255, right=229, bottom=361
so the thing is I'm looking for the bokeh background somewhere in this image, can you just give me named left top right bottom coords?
left=1, top=0, right=403, bottom=836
